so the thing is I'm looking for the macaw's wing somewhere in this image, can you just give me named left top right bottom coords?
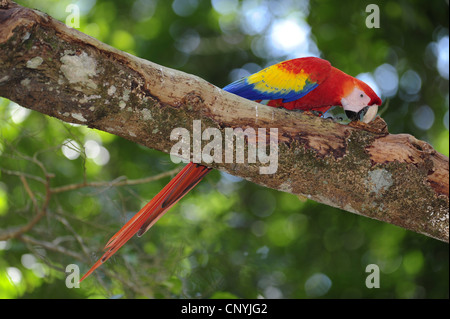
left=223, top=57, right=331, bottom=103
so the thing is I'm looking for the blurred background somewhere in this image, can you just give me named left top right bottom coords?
left=0, top=0, right=448, bottom=298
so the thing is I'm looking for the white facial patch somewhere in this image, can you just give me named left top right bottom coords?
left=341, top=87, right=372, bottom=113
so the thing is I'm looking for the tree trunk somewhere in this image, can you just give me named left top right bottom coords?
left=0, top=1, right=448, bottom=242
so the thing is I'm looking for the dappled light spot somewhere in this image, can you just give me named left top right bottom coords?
left=111, top=30, right=136, bottom=52
left=374, top=63, right=398, bottom=98
left=403, top=250, right=424, bottom=275
left=240, top=2, right=271, bottom=36
left=304, top=273, right=332, bottom=297
left=61, top=139, right=81, bottom=160
left=433, top=36, right=449, bottom=80
left=8, top=102, right=31, bottom=124
left=131, top=0, right=157, bottom=21
left=413, top=105, right=435, bottom=130
left=211, top=0, right=239, bottom=15
left=6, top=267, right=22, bottom=285
left=269, top=19, right=308, bottom=53
left=84, top=139, right=101, bottom=159
left=400, top=70, right=422, bottom=95
left=93, top=146, right=110, bottom=166
left=174, top=29, right=201, bottom=54
left=172, top=0, right=198, bottom=17
left=0, top=185, right=8, bottom=216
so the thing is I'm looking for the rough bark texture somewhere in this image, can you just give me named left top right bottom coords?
left=0, top=1, right=448, bottom=242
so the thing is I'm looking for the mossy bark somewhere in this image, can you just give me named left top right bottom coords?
left=0, top=1, right=448, bottom=242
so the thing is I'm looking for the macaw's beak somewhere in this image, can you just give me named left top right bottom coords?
left=362, top=104, right=378, bottom=123
left=345, top=104, right=379, bottom=123
left=345, top=110, right=360, bottom=121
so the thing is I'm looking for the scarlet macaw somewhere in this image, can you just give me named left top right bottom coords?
left=80, top=57, right=381, bottom=281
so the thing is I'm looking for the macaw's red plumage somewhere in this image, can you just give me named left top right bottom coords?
left=223, top=57, right=381, bottom=121
left=80, top=57, right=381, bottom=282
left=79, top=163, right=211, bottom=282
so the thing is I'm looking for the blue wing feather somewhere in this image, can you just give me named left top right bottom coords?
left=223, top=57, right=331, bottom=104
left=223, top=78, right=318, bottom=102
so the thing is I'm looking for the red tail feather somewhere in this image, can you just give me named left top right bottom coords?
left=79, top=162, right=211, bottom=282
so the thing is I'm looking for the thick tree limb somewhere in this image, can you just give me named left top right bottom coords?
left=0, top=1, right=448, bottom=242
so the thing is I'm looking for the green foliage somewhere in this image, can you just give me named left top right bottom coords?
left=0, top=0, right=448, bottom=299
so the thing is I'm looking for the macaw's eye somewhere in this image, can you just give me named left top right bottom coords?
left=360, top=94, right=364, bottom=98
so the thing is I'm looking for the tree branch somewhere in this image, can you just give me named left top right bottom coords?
left=0, top=1, right=448, bottom=242
left=0, top=155, right=52, bottom=241
left=50, top=167, right=182, bottom=193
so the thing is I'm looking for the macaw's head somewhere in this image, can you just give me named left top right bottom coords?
left=340, top=78, right=382, bottom=123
